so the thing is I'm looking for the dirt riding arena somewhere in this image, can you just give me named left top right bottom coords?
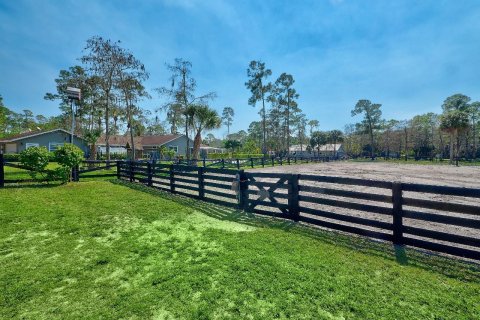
left=244, top=161, right=480, bottom=253
left=248, top=161, right=480, bottom=188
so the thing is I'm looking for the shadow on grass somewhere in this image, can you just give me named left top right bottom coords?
left=1, top=182, right=65, bottom=189
left=110, top=179, right=480, bottom=282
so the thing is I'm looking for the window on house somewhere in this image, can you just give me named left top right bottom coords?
left=168, top=146, right=178, bottom=153
left=25, top=143, right=39, bottom=149
left=49, top=142, right=64, bottom=152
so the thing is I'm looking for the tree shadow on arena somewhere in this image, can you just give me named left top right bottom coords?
left=111, top=180, right=480, bottom=282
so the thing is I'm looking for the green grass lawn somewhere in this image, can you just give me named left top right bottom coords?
left=3, top=163, right=116, bottom=182
left=1, top=181, right=479, bottom=319
left=3, top=163, right=61, bottom=181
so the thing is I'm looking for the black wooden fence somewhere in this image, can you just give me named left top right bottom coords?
left=2, top=154, right=478, bottom=261
left=145, top=155, right=335, bottom=170
left=116, top=160, right=480, bottom=261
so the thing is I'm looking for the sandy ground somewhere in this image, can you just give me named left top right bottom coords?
left=146, top=162, right=479, bottom=254
left=247, top=161, right=480, bottom=188
left=241, top=161, right=480, bottom=250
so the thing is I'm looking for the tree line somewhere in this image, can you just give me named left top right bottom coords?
left=342, top=94, right=480, bottom=163
left=2, top=36, right=479, bottom=164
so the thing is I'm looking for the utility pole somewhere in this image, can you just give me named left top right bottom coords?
left=66, top=87, right=81, bottom=144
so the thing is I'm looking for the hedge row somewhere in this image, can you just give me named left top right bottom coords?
left=207, top=153, right=264, bottom=159
left=2, top=153, right=58, bottom=162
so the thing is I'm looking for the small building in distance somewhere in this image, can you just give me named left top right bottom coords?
left=0, top=129, right=89, bottom=155
left=96, top=134, right=194, bottom=159
left=289, top=143, right=346, bottom=158
left=288, top=144, right=311, bottom=158
left=199, top=145, right=226, bottom=158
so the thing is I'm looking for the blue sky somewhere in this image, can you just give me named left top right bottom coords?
left=1, top=0, right=480, bottom=136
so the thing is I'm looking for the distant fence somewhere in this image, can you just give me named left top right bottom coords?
left=116, top=160, right=480, bottom=261
left=164, top=156, right=336, bottom=169
left=0, top=155, right=332, bottom=186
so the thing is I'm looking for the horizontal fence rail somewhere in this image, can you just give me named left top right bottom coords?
left=114, top=160, right=480, bottom=261
left=2, top=154, right=479, bottom=261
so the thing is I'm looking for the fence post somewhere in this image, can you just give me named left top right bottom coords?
left=261, top=157, right=265, bottom=168
left=238, top=170, right=249, bottom=211
left=271, top=157, right=274, bottom=167
left=250, top=158, right=254, bottom=168
left=236, top=159, right=240, bottom=169
left=0, top=154, right=4, bottom=188
left=147, top=162, right=153, bottom=187
left=203, top=158, right=206, bottom=167
left=169, top=164, right=175, bottom=193
left=198, top=166, right=205, bottom=200
left=288, top=174, right=300, bottom=221
left=222, top=159, right=225, bottom=169
left=129, top=161, right=134, bottom=182
left=392, top=182, right=404, bottom=245
left=116, top=161, right=121, bottom=180
left=288, top=157, right=291, bottom=165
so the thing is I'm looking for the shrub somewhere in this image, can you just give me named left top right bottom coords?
left=19, top=147, right=50, bottom=181
left=3, top=153, right=21, bottom=162
left=97, top=152, right=127, bottom=160
left=207, top=153, right=264, bottom=159
left=54, top=144, right=84, bottom=182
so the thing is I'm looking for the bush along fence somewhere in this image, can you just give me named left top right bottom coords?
left=0, top=154, right=117, bottom=186
left=115, top=160, right=480, bottom=261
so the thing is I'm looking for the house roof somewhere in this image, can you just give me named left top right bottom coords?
left=96, top=134, right=184, bottom=149
left=0, top=128, right=85, bottom=143
left=318, top=143, right=343, bottom=151
left=140, top=134, right=183, bottom=146
left=288, top=144, right=309, bottom=152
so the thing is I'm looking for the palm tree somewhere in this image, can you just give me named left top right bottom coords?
left=440, top=94, right=470, bottom=164
left=189, top=105, right=222, bottom=160
left=310, top=131, right=328, bottom=157
left=222, top=107, right=234, bottom=136
left=308, top=120, right=319, bottom=136
left=83, top=128, right=102, bottom=161
left=328, top=130, right=344, bottom=158
left=440, top=111, right=469, bottom=165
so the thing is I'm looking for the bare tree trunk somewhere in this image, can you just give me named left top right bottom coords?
left=105, top=91, right=111, bottom=161
left=369, top=130, right=375, bottom=159
left=129, top=121, right=135, bottom=160
left=286, top=93, right=290, bottom=154
left=449, top=131, right=454, bottom=164
left=262, top=96, right=266, bottom=155
left=473, top=117, right=477, bottom=159
left=90, top=143, right=97, bottom=161
left=185, top=114, right=189, bottom=159
left=192, top=130, right=202, bottom=160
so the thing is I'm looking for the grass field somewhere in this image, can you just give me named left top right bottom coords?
left=3, top=163, right=116, bottom=182
left=1, top=180, right=479, bottom=319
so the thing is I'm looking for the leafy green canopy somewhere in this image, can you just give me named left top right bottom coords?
left=19, top=147, right=51, bottom=181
